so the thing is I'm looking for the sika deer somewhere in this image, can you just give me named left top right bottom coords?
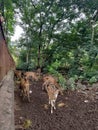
left=14, top=70, right=22, bottom=80
left=23, top=71, right=39, bottom=81
left=46, top=84, right=59, bottom=114
left=42, top=75, right=63, bottom=95
left=20, top=76, right=30, bottom=102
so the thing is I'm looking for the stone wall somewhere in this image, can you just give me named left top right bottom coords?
left=0, top=70, right=15, bottom=130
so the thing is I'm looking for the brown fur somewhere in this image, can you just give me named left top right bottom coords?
left=20, top=77, right=30, bottom=102
left=23, top=71, right=39, bottom=81
left=46, top=84, right=59, bottom=114
left=14, top=70, right=22, bottom=80
left=42, top=75, right=63, bottom=95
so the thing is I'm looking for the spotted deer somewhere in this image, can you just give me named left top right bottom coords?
left=23, top=71, right=39, bottom=81
left=42, top=75, right=63, bottom=95
left=20, top=76, right=30, bottom=102
left=46, top=84, right=59, bottom=114
left=14, top=70, right=22, bottom=80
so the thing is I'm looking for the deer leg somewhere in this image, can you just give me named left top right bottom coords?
left=54, top=105, right=56, bottom=110
left=51, top=107, right=53, bottom=114
left=51, top=100, right=54, bottom=114
left=53, top=100, right=56, bottom=110
left=27, top=91, right=30, bottom=102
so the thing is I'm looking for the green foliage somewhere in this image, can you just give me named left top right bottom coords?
left=47, top=60, right=61, bottom=71
left=17, top=62, right=28, bottom=70
left=58, top=75, right=67, bottom=90
left=6, top=0, right=98, bottom=85
left=67, top=77, right=76, bottom=90
left=0, top=0, right=15, bottom=43
left=89, top=76, right=97, bottom=84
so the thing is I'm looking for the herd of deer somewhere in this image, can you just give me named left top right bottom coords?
left=14, top=70, right=63, bottom=114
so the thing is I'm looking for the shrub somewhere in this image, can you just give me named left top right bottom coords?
left=89, top=76, right=97, bottom=84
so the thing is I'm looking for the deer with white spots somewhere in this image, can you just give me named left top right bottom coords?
left=46, top=83, right=60, bottom=114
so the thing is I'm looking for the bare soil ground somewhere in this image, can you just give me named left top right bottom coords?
left=14, top=80, right=98, bottom=130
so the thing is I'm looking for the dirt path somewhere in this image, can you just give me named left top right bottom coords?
left=15, top=80, right=98, bottom=130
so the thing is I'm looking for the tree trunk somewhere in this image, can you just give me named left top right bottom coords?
left=91, top=25, right=94, bottom=44
left=37, top=44, right=41, bottom=69
left=26, top=52, right=29, bottom=64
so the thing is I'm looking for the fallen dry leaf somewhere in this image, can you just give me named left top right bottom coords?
left=58, top=102, right=65, bottom=107
left=44, top=104, right=49, bottom=109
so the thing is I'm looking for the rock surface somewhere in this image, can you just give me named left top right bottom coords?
left=0, top=70, right=15, bottom=130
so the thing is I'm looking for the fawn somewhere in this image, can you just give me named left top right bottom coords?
left=46, top=83, right=59, bottom=114
left=42, top=75, right=63, bottom=95
left=20, top=76, right=30, bottom=102
left=23, top=71, right=39, bottom=81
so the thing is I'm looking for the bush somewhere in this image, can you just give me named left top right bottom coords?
left=89, top=76, right=97, bottom=84
left=66, top=77, right=76, bottom=90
